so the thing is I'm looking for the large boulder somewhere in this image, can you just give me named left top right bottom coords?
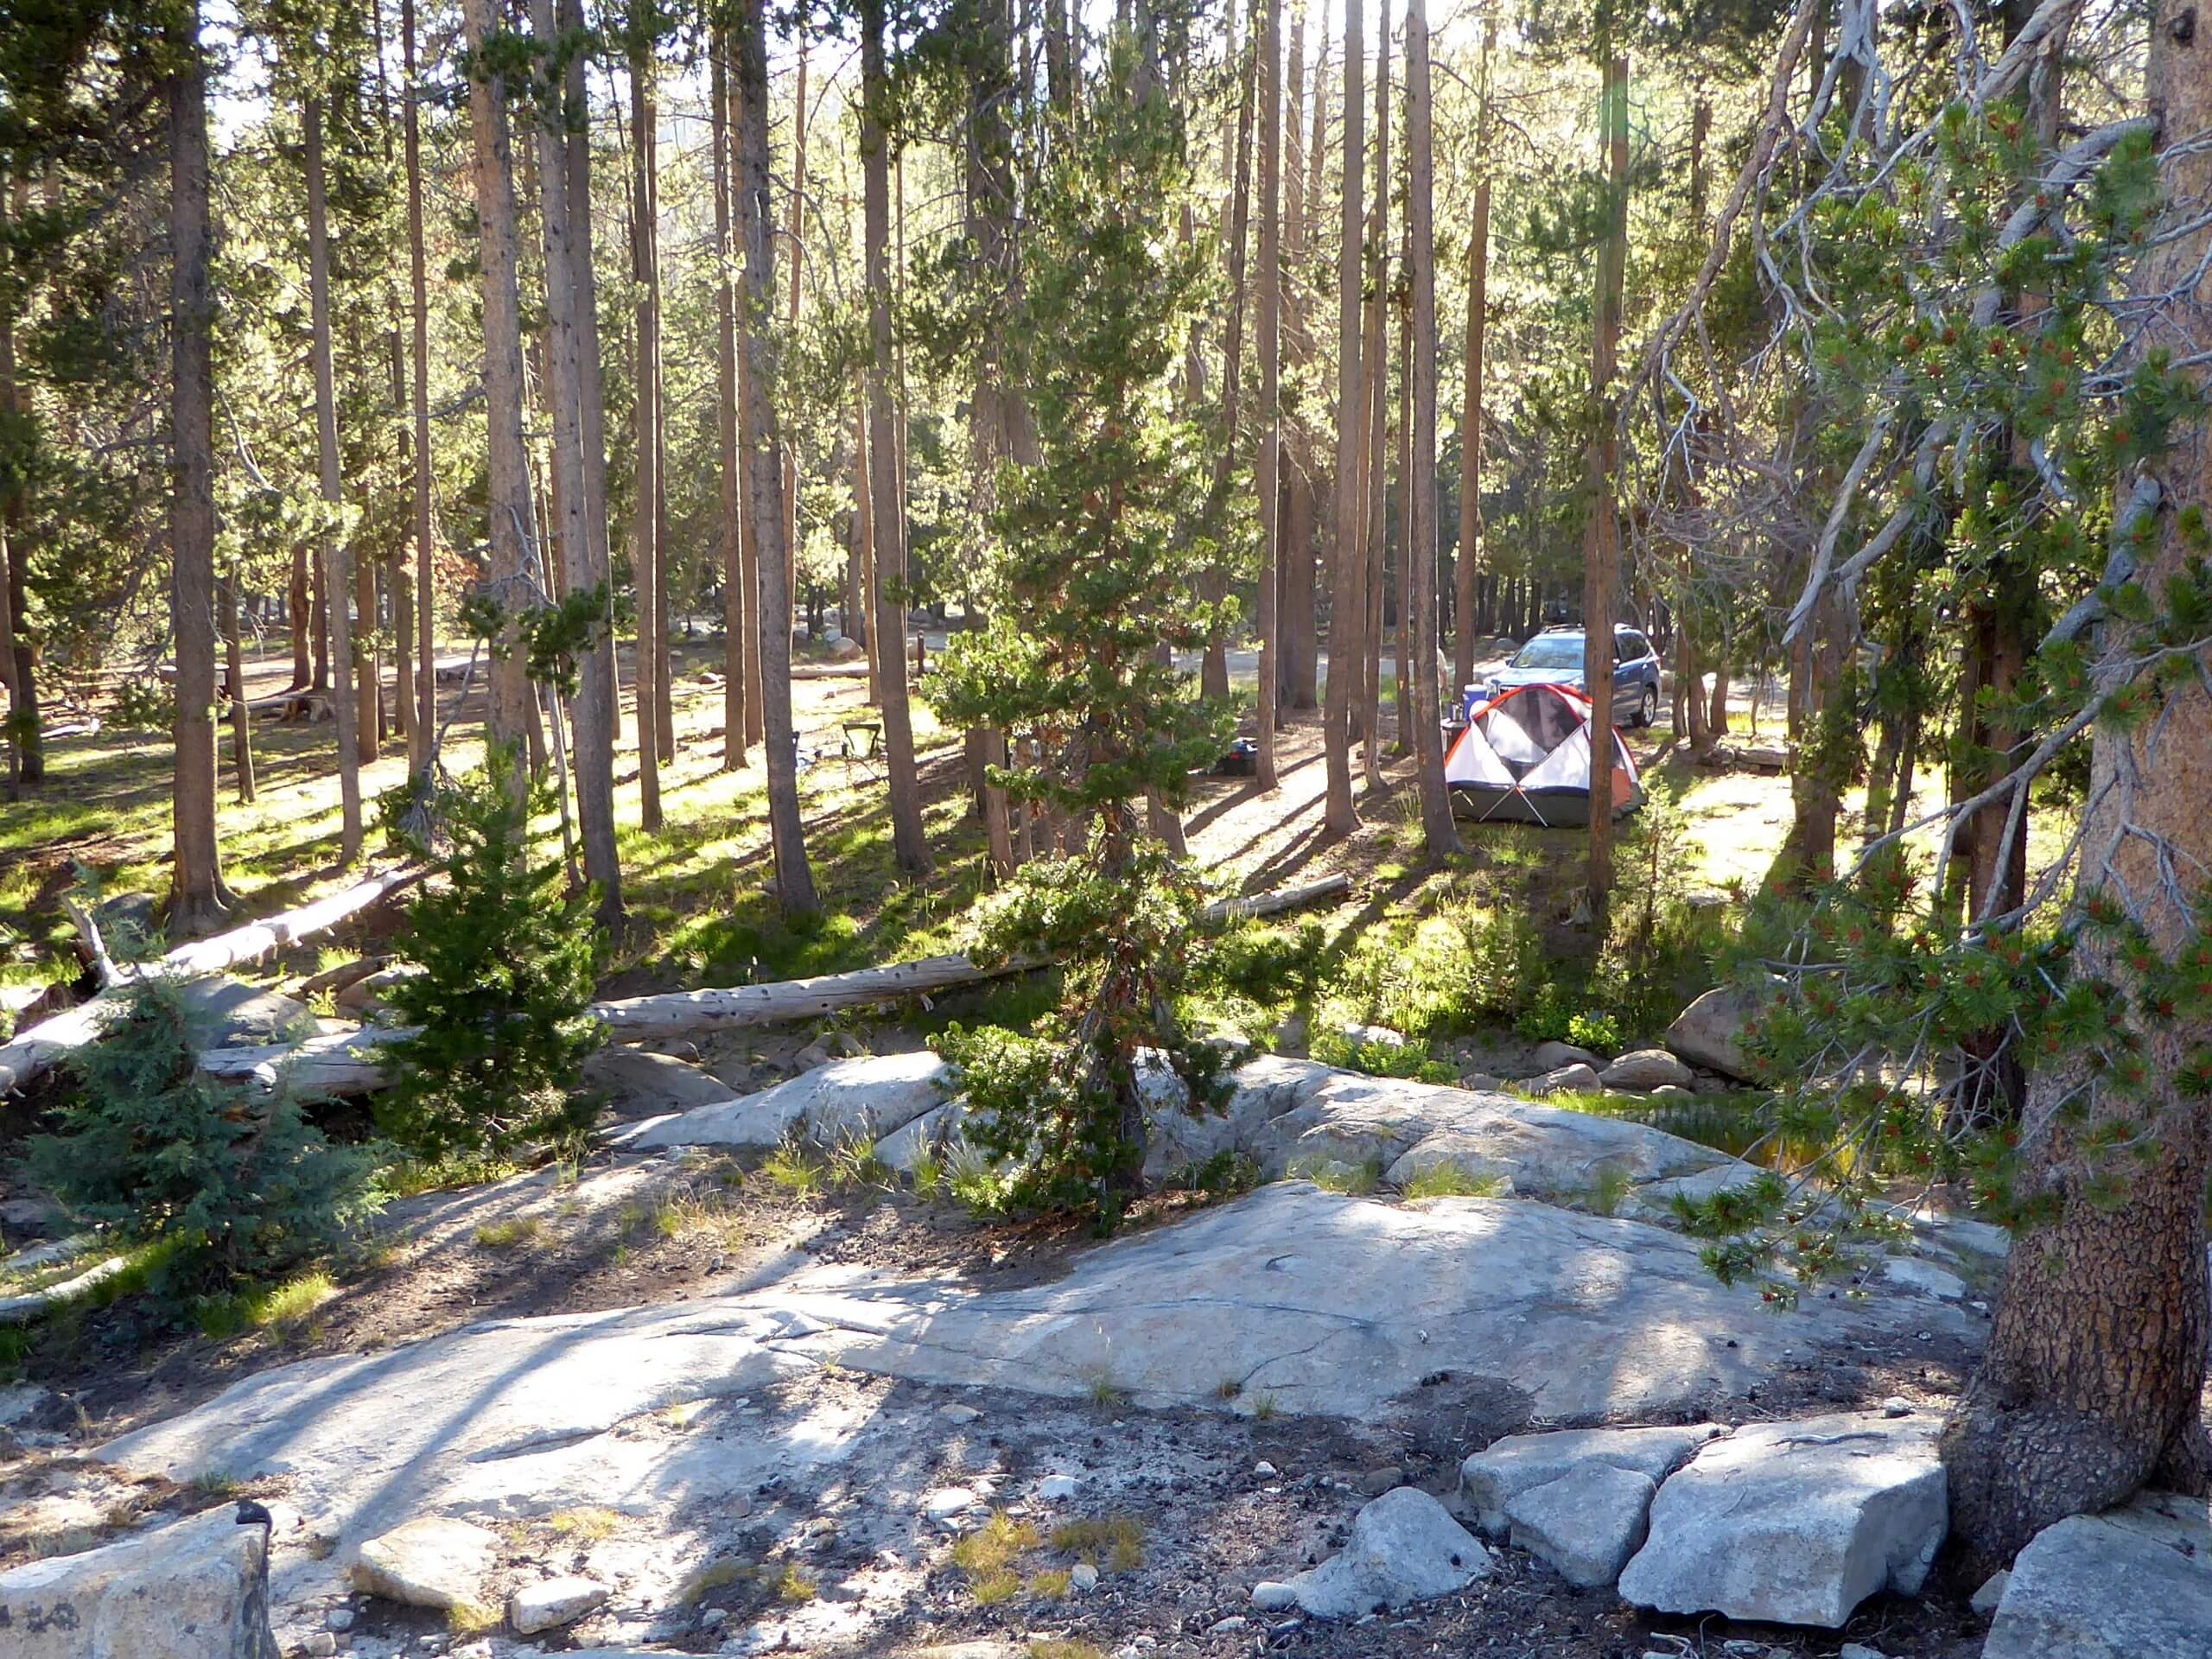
left=626, top=1051, right=950, bottom=1151
left=582, top=1046, right=745, bottom=1117
left=176, top=978, right=316, bottom=1046
left=1616, top=1410, right=1946, bottom=1628
left=1505, top=1462, right=1658, bottom=1589
left=1263, top=1488, right=1491, bottom=1618
left=1599, top=1050, right=1694, bottom=1091
left=1459, top=1422, right=1725, bottom=1536
left=1663, top=985, right=1767, bottom=1081
left=0, top=1504, right=279, bottom=1659
left=1984, top=1491, right=2212, bottom=1659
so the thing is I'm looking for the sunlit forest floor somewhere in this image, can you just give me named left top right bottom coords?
left=0, top=624, right=2069, bottom=1031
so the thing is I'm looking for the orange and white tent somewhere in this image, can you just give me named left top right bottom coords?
left=1444, top=682, right=1642, bottom=826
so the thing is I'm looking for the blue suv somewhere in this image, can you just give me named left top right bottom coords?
left=1474, top=624, right=1662, bottom=728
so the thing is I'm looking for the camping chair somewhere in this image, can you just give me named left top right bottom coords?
left=840, top=718, right=885, bottom=787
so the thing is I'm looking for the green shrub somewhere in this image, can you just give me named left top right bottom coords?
left=1567, top=1010, right=1622, bottom=1053
left=378, top=747, right=602, bottom=1162
left=29, top=979, right=383, bottom=1299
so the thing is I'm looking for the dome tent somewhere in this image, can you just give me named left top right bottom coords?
left=1444, top=681, right=1643, bottom=826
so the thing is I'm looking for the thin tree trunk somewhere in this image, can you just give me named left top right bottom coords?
left=1581, top=49, right=1628, bottom=917
left=739, top=0, right=818, bottom=914
left=1356, top=10, right=1389, bottom=788
left=562, top=0, right=619, bottom=762
left=1255, top=0, right=1283, bottom=788
left=305, top=97, right=364, bottom=866
left=0, top=180, right=32, bottom=792
left=629, top=42, right=664, bottom=830
left=221, top=569, right=255, bottom=804
left=783, top=44, right=808, bottom=635
left=459, top=0, right=538, bottom=775
left=404, top=0, right=436, bottom=767
left=289, top=545, right=312, bottom=690
left=713, top=25, right=747, bottom=772
left=1452, top=15, right=1493, bottom=701
left=1392, top=258, right=1410, bottom=755
left=168, top=3, right=233, bottom=934
left=1203, top=4, right=1257, bottom=703
left=861, top=0, right=932, bottom=877
left=1404, top=0, right=1452, bottom=855
left=530, top=0, right=621, bottom=918
left=1321, top=0, right=1364, bottom=835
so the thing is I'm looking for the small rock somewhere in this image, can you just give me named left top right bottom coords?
left=1984, top=1490, right=2212, bottom=1658
left=1839, top=1645, right=1888, bottom=1659
left=1070, top=1563, right=1099, bottom=1593
left=1518, top=1062, right=1603, bottom=1098
left=1881, top=1396, right=1913, bottom=1418
left=1356, top=1465, right=1403, bottom=1498
left=1530, top=1040, right=1599, bottom=1071
left=1253, top=1460, right=1279, bottom=1478
left=1270, top=1487, right=1491, bottom=1619
left=1208, top=1616, right=1249, bottom=1634
left=326, top=1607, right=357, bottom=1631
left=1970, top=1567, right=2011, bottom=1615
left=1505, top=1462, right=1659, bottom=1589
left=1599, top=1049, right=1695, bottom=1091
left=702, top=1605, right=728, bottom=1627
left=352, top=1516, right=499, bottom=1612
left=922, top=1486, right=980, bottom=1529
left=1881, top=1256, right=1969, bottom=1300
left=1035, top=1474, right=1080, bottom=1502
left=1340, top=1023, right=1408, bottom=1051
left=299, top=1636, right=339, bottom=1658
left=508, top=1573, right=610, bottom=1635
left=1460, top=1422, right=1725, bottom=1537
left=793, top=1042, right=834, bottom=1071
left=1459, top=1071, right=1506, bottom=1091
left=939, top=1404, right=982, bottom=1426
left=1251, top=1581, right=1298, bottom=1611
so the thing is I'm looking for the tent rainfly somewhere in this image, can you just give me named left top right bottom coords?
left=1444, top=681, right=1643, bottom=826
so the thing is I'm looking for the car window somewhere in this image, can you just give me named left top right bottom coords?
left=1512, top=635, right=1584, bottom=669
left=1623, top=632, right=1650, bottom=660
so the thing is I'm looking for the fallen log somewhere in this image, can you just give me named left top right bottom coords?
left=200, top=874, right=1356, bottom=1097
left=0, top=1254, right=130, bottom=1325
left=1, top=866, right=423, bottom=1097
left=1696, top=742, right=1789, bottom=772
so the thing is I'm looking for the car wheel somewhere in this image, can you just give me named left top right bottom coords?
left=1637, top=685, right=1657, bottom=728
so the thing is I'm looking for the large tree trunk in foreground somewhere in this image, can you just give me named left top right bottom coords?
left=861, top=0, right=932, bottom=878
left=1941, top=0, right=2212, bottom=1566
left=167, top=4, right=233, bottom=936
left=738, top=0, right=818, bottom=915
left=306, top=97, right=363, bottom=867
left=1321, top=0, right=1363, bottom=835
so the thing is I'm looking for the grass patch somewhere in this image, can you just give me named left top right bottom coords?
left=1287, top=1155, right=1382, bottom=1197
left=678, top=1557, right=747, bottom=1605
left=1580, top=1163, right=1636, bottom=1217
left=545, top=1506, right=621, bottom=1542
left=651, top=1190, right=749, bottom=1249
left=1031, top=1643, right=1109, bottom=1659
left=969, top=1566, right=1022, bottom=1605
left=194, top=1269, right=338, bottom=1339
left=473, top=1216, right=543, bottom=1250
left=774, top=1561, right=818, bottom=1604
left=951, top=1510, right=1041, bottom=1577
left=826, top=1134, right=894, bottom=1192
left=447, top=1599, right=501, bottom=1637
left=761, top=1140, right=828, bottom=1199
left=1401, top=1164, right=1510, bottom=1201
left=1029, top=1567, right=1071, bottom=1599
left=1048, top=1514, right=1145, bottom=1573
